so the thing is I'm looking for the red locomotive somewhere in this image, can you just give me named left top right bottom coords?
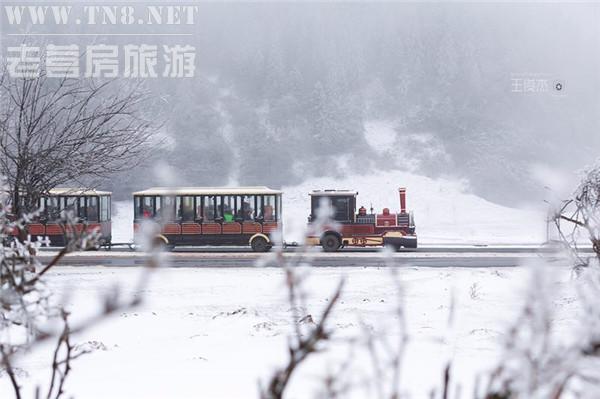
left=306, top=187, right=417, bottom=251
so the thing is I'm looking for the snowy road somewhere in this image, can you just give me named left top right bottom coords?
left=37, top=249, right=573, bottom=268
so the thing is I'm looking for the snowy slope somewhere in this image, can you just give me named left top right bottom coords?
left=281, top=170, right=546, bottom=244
left=111, top=171, right=546, bottom=245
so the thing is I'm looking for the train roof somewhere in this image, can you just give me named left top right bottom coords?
left=49, top=188, right=112, bottom=196
left=133, top=186, right=283, bottom=196
left=309, top=189, right=358, bottom=197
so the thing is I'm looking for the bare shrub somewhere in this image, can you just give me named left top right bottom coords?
left=0, top=178, right=159, bottom=398
left=555, top=162, right=600, bottom=265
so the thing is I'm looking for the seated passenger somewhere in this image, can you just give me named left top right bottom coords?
left=358, top=206, right=367, bottom=217
left=222, top=204, right=233, bottom=222
left=243, top=202, right=253, bottom=220
left=182, top=204, right=194, bottom=221
left=264, top=205, right=274, bottom=221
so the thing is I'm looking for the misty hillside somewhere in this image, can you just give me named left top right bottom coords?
left=93, top=2, right=599, bottom=206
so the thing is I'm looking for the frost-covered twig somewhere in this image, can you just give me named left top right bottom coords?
left=0, top=178, right=160, bottom=399
left=260, top=201, right=346, bottom=399
left=261, top=277, right=345, bottom=399
left=554, top=162, right=600, bottom=266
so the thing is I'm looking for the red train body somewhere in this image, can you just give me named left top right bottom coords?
left=8, top=186, right=416, bottom=252
left=132, top=187, right=282, bottom=251
left=9, top=188, right=112, bottom=246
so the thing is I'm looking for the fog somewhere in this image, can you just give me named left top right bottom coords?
left=3, top=2, right=600, bottom=206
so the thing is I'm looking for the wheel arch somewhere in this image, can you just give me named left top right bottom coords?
left=155, top=234, right=169, bottom=245
left=249, top=233, right=270, bottom=246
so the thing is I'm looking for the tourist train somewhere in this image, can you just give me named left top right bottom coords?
left=10, top=186, right=417, bottom=251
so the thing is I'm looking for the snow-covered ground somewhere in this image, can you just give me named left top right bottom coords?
left=112, top=171, right=547, bottom=246
left=3, top=259, right=579, bottom=398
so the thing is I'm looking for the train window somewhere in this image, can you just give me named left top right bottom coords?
left=78, top=197, right=86, bottom=219
left=223, top=195, right=236, bottom=222
left=215, top=196, right=223, bottom=219
left=236, top=196, right=244, bottom=220
left=47, top=197, right=59, bottom=219
left=134, top=197, right=142, bottom=219
left=204, top=196, right=215, bottom=221
left=65, top=197, right=78, bottom=215
left=100, top=196, right=109, bottom=222
left=311, top=196, right=332, bottom=221
left=241, top=195, right=255, bottom=220
left=161, top=196, right=176, bottom=221
left=142, top=197, right=153, bottom=218
left=195, top=196, right=203, bottom=220
left=277, top=195, right=281, bottom=221
left=256, top=196, right=263, bottom=220
left=264, top=195, right=277, bottom=221
left=331, top=197, right=351, bottom=222
left=107, top=196, right=111, bottom=220
left=181, top=196, right=194, bottom=221
left=87, top=196, right=99, bottom=222
left=154, top=196, right=161, bottom=217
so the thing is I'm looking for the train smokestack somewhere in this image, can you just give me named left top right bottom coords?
left=399, top=187, right=406, bottom=214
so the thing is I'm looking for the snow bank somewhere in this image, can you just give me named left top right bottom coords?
left=282, top=170, right=546, bottom=244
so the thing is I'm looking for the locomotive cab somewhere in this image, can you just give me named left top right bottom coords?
left=309, top=190, right=357, bottom=223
